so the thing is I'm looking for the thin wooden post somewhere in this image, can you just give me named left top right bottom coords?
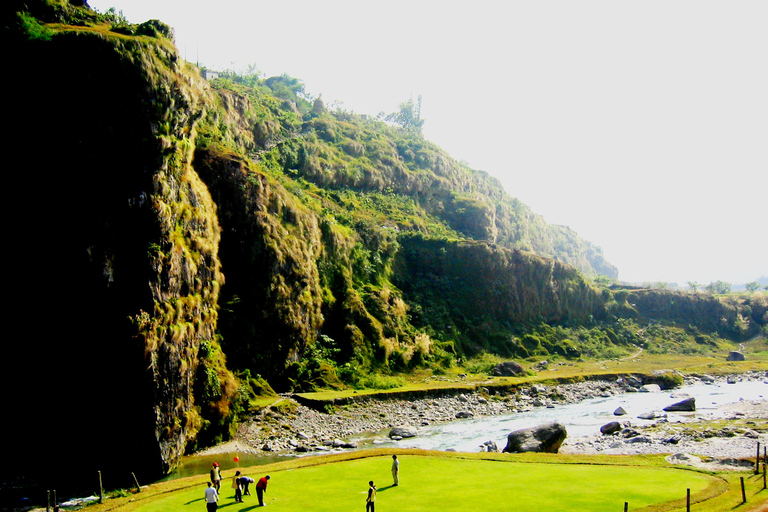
left=763, top=451, right=766, bottom=490
left=46, top=490, right=50, bottom=512
left=132, top=472, right=141, bottom=493
left=686, top=488, right=690, bottom=512
left=53, top=490, right=57, bottom=512
left=623, top=502, right=628, bottom=512
left=98, top=471, right=104, bottom=504
left=740, top=476, right=746, bottom=504
left=757, top=442, right=761, bottom=475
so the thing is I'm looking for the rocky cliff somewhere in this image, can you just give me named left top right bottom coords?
left=7, top=1, right=232, bottom=487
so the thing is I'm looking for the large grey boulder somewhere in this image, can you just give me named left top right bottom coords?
left=726, top=351, right=745, bottom=361
left=637, top=410, right=667, bottom=420
left=492, top=361, right=525, bottom=376
left=600, top=422, right=622, bottom=435
left=614, top=407, right=627, bottom=416
left=663, top=397, right=696, bottom=412
left=640, top=384, right=661, bottom=393
left=503, top=422, right=567, bottom=453
left=389, top=425, right=417, bottom=438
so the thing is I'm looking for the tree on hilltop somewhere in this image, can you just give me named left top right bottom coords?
left=706, top=280, right=731, bottom=294
left=384, top=95, right=424, bottom=135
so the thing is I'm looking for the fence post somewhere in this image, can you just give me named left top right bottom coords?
left=132, top=472, right=141, bottom=493
left=98, top=471, right=104, bottom=504
left=686, top=488, right=690, bottom=512
left=757, top=442, right=762, bottom=475
left=46, top=490, right=50, bottom=512
left=763, top=451, right=766, bottom=490
left=624, top=502, right=628, bottom=512
left=740, top=476, right=746, bottom=504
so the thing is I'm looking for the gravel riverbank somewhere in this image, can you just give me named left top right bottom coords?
left=198, top=371, right=768, bottom=468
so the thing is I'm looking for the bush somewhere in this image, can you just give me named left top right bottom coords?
left=354, top=374, right=405, bottom=390
left=464, top=352, right=502, bottom=374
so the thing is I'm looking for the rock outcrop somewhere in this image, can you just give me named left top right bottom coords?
left=727, top=351, right=746, bottom=361
left=503, top=422, right=567, bottom=453
left=492, top=361, right=525, bottom=377
left=663, top=397, right=696, bottom=412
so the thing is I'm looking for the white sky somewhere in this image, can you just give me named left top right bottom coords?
left=88, top=0, right=767, bottom=286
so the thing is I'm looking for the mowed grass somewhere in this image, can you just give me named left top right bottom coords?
left=141, top=455, right=718, bottom=512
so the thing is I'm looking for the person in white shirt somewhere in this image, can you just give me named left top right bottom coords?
left=205, top=481, right=219, bottom=512
left=391, top=455, right=400, bottom=486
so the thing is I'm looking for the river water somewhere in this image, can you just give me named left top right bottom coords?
left=364, top=379, right=766, bottom=453
left=170, top=378, right=766, bottom=480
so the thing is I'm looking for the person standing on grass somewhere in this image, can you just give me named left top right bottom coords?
left=391, top=455, right=399, bottom=486
left=256, top=475, right=270, bottom=506
left=210, top=462, right=222, bottom=491
left=204, top=482, right=219, bottom=512
left=232, top=471, right=243, bottom=502
left=366, top=481, right=376, bottom=512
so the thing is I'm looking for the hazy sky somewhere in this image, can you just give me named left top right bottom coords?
left=88, top=0, right=766, bottom=285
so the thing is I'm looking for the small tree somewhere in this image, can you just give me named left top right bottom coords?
left=687, top=281, right=700, bottom=292
left=384, top=95, right=424, bottom=135
left=706, top=280, right=731, bottom=294
left=745, top=282, right=760, bottom=293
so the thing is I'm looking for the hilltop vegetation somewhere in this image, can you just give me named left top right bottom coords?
left=4, top=0, right=766, bottom=490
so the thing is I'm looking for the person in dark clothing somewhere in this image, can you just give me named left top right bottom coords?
left=210, top=462, right=222, bottom=491
left=232, top=471, right=243, bottom=502
left=256, top=475, right=270, bottom=506
left=366, top=481, right=376, bottom=512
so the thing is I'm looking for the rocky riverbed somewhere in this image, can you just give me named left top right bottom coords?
left=199, top=371, right=767, bottom=470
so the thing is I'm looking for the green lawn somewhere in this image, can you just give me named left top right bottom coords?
left=144, top=455, right=717, bottom=512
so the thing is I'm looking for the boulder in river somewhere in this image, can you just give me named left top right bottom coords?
left=455, top=411, right=474, bottom=419
left=613, top=407, right=627, bottom=416
left=600, top=421, right=622, bottom=435
left=663, top=397, right=696, bottom=412
left=481, top=440, right=498, bottom=452
left=726, top=351, right=745, bottom=361
left=492, top=361, right=525, bottom=376
left=389, top=425, right=417, bottom=438
left=640, top=384, right=661, bottom=393
left=637, top=410, right=667, bottom=420
left=503, top=422, right=567, bottom=453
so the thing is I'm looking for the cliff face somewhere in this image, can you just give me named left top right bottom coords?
left=627, top=289, right=767, bottom=339
left=393, top=237, right=606, bottom=355
left=7, top=7, right=229, bottom=485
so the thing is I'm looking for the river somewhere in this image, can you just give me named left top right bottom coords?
left=168, top=377, right=766, bottom=480
left=364, top=378, right=766, bottom=452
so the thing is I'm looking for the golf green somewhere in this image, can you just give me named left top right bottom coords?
left=148, top=455, right=716, bottom=512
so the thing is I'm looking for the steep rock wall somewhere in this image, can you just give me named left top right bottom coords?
left=628, top=289, right=767, bottom=339
left=392, top=236, right=605, bottom=355
left=7, top=19, right=226, bottom=484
